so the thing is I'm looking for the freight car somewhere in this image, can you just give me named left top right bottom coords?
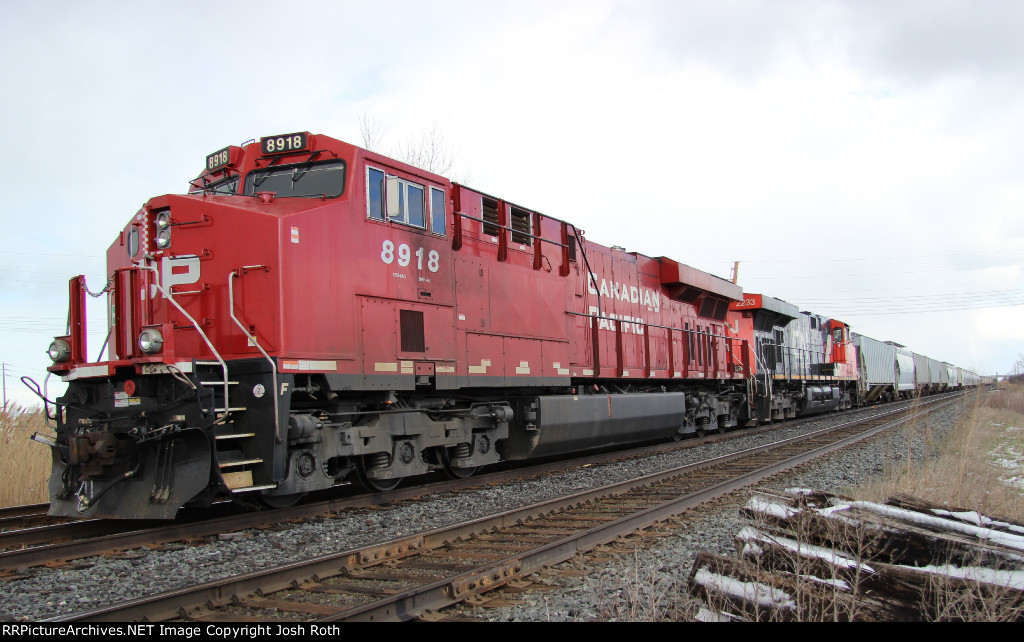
left=36, top=132, right=979, bottom=520
left=851, top=333, right=899, bottom=404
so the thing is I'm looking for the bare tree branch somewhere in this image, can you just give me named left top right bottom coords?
left=359, top=114, right=385, bottom=153
left=358, top=116, right=472, bottom=184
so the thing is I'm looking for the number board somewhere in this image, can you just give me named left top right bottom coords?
left=260, top=132, right=310, bottom=155
left=205, top=147, right=232, bottom=172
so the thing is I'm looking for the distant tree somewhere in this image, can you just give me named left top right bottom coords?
left=359, top=114, right=385, bottom=153
left=397, top=121, right=458, bottom=177
left=358, top=115, right=471, bottom=184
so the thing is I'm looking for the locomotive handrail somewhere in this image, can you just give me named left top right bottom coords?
left=566, top=310, right=732, bottom=335
left=566, top=310, right=748, bottom=380
left=228, top=268, right=281, bottom=444
left=139, top=262, right=231, bottom=422
left=453, top=212, right=570, bottom=249
left=574, top=227, right=602, bottom=316
left=451, top=182, right=575, bottom=227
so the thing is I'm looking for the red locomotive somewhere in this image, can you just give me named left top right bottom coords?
left=38, top=132, right=890, bottom=519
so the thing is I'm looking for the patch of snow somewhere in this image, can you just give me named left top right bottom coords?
left=736, top=527, right=875, bottom=573
left=796, top=574, right=851, bottom=591
left=818, top=503, right=851, bottom=517
left=931, top=509, right=985, bottom=527
left=784, top=488, right=817, bottom=496
left=904, top=565, right=1024, bottom=590
left=745, top=497, right=799, bottom=519
left=988, top=443, right=1024, bottom=493
left=848, top=501, right=1024, bottom=552
left=741, top=542, right=764, bottom=557
left=695, top=607, right=743, bottom=622
left=693, top=568, right=796, bottom=610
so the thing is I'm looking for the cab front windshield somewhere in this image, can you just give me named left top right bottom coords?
left=243, top=160, right=346, bottom=198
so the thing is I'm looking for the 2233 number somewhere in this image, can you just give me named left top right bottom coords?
left=381, top=240, right=440, bottom=272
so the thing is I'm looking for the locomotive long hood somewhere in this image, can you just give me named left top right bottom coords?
left=657, top=257, right=742, bottom=303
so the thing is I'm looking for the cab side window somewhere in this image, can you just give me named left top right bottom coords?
left=367, top=167, right=385, bottom=220
left=366, top=165, right=445, bottom=236
left=430, top=187, right=446, bottom=235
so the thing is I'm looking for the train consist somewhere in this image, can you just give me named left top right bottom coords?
left=40, top=132, right=981, bottom=519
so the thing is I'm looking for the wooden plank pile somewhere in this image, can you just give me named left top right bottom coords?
left=687, top=490, right=1024, bottom=621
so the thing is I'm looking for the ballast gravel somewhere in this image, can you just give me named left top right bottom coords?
left=0, top=398, right=968, bottom=622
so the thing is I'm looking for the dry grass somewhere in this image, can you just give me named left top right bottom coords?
left=854, top=385, right=1024, bottom=522
left=0, top=404, right=52, bottom=507
left=589, top=550, right=697, bottom=621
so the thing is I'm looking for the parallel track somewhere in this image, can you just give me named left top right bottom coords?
left=0, top=504, right=61, bottom=532
left=49, top=393, right=963, bottom=622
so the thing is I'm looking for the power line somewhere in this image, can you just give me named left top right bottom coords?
left=740, top=248, right=1024, bottom=264
left=742, top=263, right=1022, bottom=280
left=800, top=289, right=1024, bottom=307
left=0, top=249, right=103, bottom=258
left=689, top=248, right=1024, bottom=266
left=743, top=276, right=1024, bottom=297
left=821, top=301, right=1024, bottom=316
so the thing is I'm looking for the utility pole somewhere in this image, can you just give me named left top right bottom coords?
left=2, top=362, right=6, bottom=408
left=731, top=261, right=740, bottom=284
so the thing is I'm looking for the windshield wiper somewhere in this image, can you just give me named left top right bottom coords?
left=290, top=151, right=324, bottom=183
left=252, top=157, right=284, bottom=188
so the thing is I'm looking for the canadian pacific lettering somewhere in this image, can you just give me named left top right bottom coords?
left=587, top=278, right=660, bottom=311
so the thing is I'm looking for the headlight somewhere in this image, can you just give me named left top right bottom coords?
left=154, top=211, right=171, bottom=248
left=155, top=227, right=172, bottom=249
left=139, top=328, right=164, bottom=354
left=48, top=339, right=71, bottom=363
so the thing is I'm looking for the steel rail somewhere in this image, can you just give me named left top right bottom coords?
left=1, top=393, right=953, bottom=570
left=0, top=503, right=49, bottom=520
left=325, top=397, right=962, bottom=621
left=48, top=394, right=962, bottom=622
left=0, top=504, right=65, bottom=533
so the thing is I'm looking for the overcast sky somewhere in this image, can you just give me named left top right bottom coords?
left=1, top=0, right=1022, bottom=407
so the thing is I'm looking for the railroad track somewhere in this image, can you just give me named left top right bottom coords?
left=0, top=393, right=955, bottom=572
left=48, top=393, right=963, bottom=622
left=0, top=503, right=62, bottom=532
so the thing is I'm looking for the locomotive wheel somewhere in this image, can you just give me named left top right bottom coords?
left=259, top=492, right=307, bottom=509
left=357, top=459, right=402, bottom=492
left=443, top=463, right=478, bottom=480
left=441, top=448, right=477, bottom=480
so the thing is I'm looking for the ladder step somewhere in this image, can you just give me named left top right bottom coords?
left=215, top=433, right=256, bottom=440
left=215, top=407, right=247, bottom=412
left=230, top=484, right=277, bottom=494
left=219, top=457, right=263, bottom=469
left=200, top=381, right=239, bottom=386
